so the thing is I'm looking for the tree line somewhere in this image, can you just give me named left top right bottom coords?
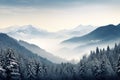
left=0, top=43, right=120, bottom=80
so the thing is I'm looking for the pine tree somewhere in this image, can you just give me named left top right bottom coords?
left=92, top=58, right=101, bottom=80
left=96, top=47, right=99, bottom=54
left=42, top=64, right=48, bottom=80
left=100, top=60, right=106, bottom=80
left=107, top=46, right=110, bottom=52
left=78, top=56, right=87, bottom=80
left=34, top=61, right=42, bottom=80
left=5, top=49, right=20, bottom=80
left=117, top=55, right=120, bottom=78
left=26, top=61, right=36, bottom=80
left=0, top=61, right=6, bottom=80
left=0, top=49, right=6, bottom=80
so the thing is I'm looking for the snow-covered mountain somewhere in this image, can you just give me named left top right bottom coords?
left=0, top=25, right=96, bottom=39
left=0, top=25, right=55, bottom=39
left=57, top=25, right=96, bottom=38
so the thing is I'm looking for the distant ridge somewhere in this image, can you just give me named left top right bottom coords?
left=62, top=24, right=120, bottom=44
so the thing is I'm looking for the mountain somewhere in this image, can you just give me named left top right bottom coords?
left=0, top=25, right=95, bottom=39
left=57, top=25, right=96, bottom=38
left=0, top=33, right=52, bottom=64
left=0, top=25, right=96, bottom=60
left=19, top=40, right=67, bottom=63
left=63, top=24, right=120, bottom=44
left=0, top=25, right=54, bottom=39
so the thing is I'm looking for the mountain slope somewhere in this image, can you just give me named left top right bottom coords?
left=63, top=24, right=120, bottom=44
left=0, top=33, right=52, bottom=64
left=19, top=40, right=67, bottom=63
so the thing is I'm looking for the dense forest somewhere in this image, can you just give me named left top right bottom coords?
left=0, top=43, right=120, bottom=80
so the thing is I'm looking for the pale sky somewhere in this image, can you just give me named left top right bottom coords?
left=0, top=0, right=120, bottom=32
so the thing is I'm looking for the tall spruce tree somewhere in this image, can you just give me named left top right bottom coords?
left=5, top=49, right=20, bottom=80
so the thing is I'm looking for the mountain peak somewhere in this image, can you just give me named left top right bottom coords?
left=107, top=24, right=115, bottom=26
left=0, top=33, right=10, bottom=38
left=117, top=23, right=120, bottom=26
left=19, top=25, right=38, bottom=30
left=98, top=24, right=115, bottom=29
left=0, top=33, right=8, bottom=36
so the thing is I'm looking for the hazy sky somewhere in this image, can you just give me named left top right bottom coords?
left=0, top=0, right=120, bottom=32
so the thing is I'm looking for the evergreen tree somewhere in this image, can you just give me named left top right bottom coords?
left=5, top=49, right=20, bottom=80
left=92, top=58, right=101, bottom=80
left=96, top=47, right=99, bottom=54
left=117, top=55, right=120, bottom=78
left=78, top=56, right=87, bottom=80
left=100, top=60, right=106, bottom=80
left=0, top=61, right=6, bottom=80
left=34, top=61, right=42, bottom=80
left=26, top=61, right=36, bottom=80
left=107, top=46, right=110, bottom=52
